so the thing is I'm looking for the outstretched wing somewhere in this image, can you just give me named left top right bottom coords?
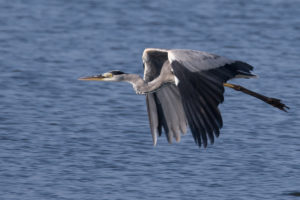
left=168, top=49, right=254, bottom=147
left=143, top=49, right=187, bottom=145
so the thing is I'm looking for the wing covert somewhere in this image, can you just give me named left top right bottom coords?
left=168, top=49, right=234, bottom=72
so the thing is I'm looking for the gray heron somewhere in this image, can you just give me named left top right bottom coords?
left=79, top=48, right=288, bottom=147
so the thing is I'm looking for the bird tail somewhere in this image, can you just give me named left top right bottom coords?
left=223, top=83, right=289, bottom=112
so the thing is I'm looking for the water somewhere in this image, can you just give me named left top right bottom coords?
left=1, top=0, right=300, bottom=199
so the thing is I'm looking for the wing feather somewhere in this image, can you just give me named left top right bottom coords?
left=144, top=48, right=255, bottom=147
left=146, top=94, right=159, bottom=145
left=146, top=86, right=187, bottom=144
left=168, top=49, right=234, bottom=72
left=143, top=49, right=187, bottom=145
left=170, top=52, right=254, bottom=147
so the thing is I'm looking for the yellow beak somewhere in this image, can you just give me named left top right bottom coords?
left=78, top=75, right=105, bottom=81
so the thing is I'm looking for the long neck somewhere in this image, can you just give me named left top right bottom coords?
left=124, top=74, right=169, bottom=94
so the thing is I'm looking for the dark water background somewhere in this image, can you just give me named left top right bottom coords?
left=1, top=0, right=300, bottom=199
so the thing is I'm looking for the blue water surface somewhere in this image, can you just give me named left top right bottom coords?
left=0, top=0, right=299, bottom=199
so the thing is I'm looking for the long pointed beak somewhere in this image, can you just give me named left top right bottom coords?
left=78, top=75, right=105, bottom=81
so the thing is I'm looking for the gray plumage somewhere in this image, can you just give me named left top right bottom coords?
left=79, top=48, right=288, bottom=148
left=142, top=48, right=254, bottom=147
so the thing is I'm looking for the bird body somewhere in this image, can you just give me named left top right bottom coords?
left=79, top=48, right=288, bottom=148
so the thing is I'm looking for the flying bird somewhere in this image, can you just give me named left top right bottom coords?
left=79, top=48, right=288, bottom=147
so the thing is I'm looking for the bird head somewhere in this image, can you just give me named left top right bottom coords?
left=79, top=70, right=127, bottom=82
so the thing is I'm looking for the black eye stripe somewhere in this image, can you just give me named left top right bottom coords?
left=110, top=70, right=126, bottom=75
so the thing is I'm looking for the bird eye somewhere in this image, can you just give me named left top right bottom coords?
left=103, top=73, right=113, bottom=78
